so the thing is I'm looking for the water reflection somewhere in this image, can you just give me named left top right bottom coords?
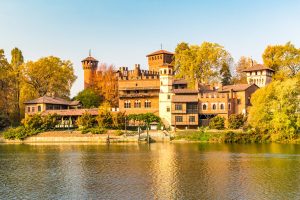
left=0, top=143, right=299, bottom=199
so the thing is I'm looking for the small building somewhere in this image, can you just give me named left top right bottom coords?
left=242, top=64, right=275, bottom=88
left=24, top=96, right=81, bottom=115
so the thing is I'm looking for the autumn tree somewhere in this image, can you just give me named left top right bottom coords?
left=232, top=56, right=257, bottom=84
left=263, top=42, right=300, bottom=77
left=94, top=64, right=118, bottom=107
left=22, top=56, right=77, bottom=98
left=174, top=42, right=233, bottom=87
left=248, top=78, right=300, bottom=138
left=0, top=49, right=10, bottom=117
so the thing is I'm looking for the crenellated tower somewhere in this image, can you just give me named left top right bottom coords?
left=81, top=51, right=99, bottom=89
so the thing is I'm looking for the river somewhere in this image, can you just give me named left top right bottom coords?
left=0, top=143, right=299, bottom=200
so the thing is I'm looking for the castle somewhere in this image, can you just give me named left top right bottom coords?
left=81, top=49, right=275, bottom=129
left=24, top=49, right=275, bottom=129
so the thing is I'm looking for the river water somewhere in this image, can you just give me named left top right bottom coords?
left=0, top=143, right=299, bottom=200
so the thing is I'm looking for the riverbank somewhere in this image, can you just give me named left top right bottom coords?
left=1, top=129, right=299, bottom=144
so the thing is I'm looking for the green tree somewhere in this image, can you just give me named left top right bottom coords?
left=228, top=114, right=246, bottom=129
left=220, top=63, right=232, bottom=85
left=209, top=116, right=225, bottom=130
left=96, top=103, right=113, bottom=128
left=74, top=89, right=102, bottom=108
left=248, top=78, right=300, bottom=138
left=22, top=56, right=77, bottom=98
left=263, top=42, right=300, bottom=77
left=76, top=112, right=96, bottom=129
left=174, top=42, right=233, bottom=87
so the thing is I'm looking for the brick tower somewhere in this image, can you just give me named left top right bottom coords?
left=81, top=51, right=98, bottom=89
left=146, top=50, right=174, bottom=72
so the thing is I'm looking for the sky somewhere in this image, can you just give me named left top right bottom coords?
left=1, top=0, right=300, bottom=97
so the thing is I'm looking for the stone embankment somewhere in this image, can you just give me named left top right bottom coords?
left=0, top=130, right=171, bottom=144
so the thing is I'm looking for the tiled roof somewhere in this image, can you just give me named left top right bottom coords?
left=42, top=109, right=99, bottom=116
left=173, top=89, right=198, bottom=94
left=172, top=95, right=198, bottom=103
left=220, top=84, right=257, bottom=92
left=173, top=79, right=187, bottom=85
left=146, top=50, right=174, bottom=57
left=242, top=64, right=274, bottom=72
left=81, top=56, right=98, bottom=62
left=24, top=96, right=80, bottom=106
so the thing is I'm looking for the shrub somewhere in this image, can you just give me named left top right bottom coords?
left=2, top=126, right=42, bottom=140
left=115, top=129, right=124, bottom=136
left=21, top=114, right=43, bottom=130
left=228, top=114, right=246, bottom=129
left=209, top=116, right=225, bottom=130
left=81, top=127, right=107, bottom=134
left=76, top=112, right=96, bottom=128
left=41, top=114, right=59, bottom=130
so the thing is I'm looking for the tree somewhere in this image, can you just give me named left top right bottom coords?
left=22, top=56, right=77, bottom=98
left=228, top=114, right=246, bottom=129
left=263, top=42, right=300, bottom=77
left=96, top=103, right=113, bottom=128
left=220, top=63, right=232, bottom=85
left=0, top=49, right=10, bottom=118
left=248, top=78, right=300, bottom=138
left=94, top=64, right=118, bottom=107
left=209, top=116, right=225, bottom=130
left=76, top=112, right=96, bottom=129
left=10, top=48, right=24, bottom=122
left=232, top=56, right=257, bottom=84
left=174, top=42, right=233, bottom=87
left=74, top=89, right=102, bottom=108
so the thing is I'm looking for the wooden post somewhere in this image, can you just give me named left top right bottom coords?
left=147, top=126, right=150, bottom=144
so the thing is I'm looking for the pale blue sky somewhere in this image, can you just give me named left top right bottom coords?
left=1, top=0, right=300, bottom=97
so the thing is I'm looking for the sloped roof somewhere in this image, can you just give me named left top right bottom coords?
left=173, top=79, right=188, bottom=85
left=42, top=108, right=99, bottom=116
left=24, top=96, right=80, bottom=106
left=219, top=84, right=258, bottom=92
left=242, top=64, right=274, bottom=72
left=173, top=89, right=198, bottom=94
left=81, top=56, right=98, bottom=62
left=146, top=50, right=174, bottom=57
left=172, top=95, right=198, bottom=103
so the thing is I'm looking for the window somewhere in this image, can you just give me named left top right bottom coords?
left=237, top=99, right=241, bottom=105
left=175, top=104, right=182, bottom=110
left=189, top=116, right=195, bottom=122
left=169, top=69, right=171, bottom=74
left=166, top=106, right=170, bottom=112
left=220, top=103, right=225, bottom=110
left=145, top=100, right=151, bottom=108
left=212, top=104, right=217, bottom=110
left=124, top=101, right=131, bottom=108
left=175, top=116, right=183, bottom=122
left=164, top=69, right=167, bottom=74
left=27, top=106, right=30, bottom=112
left=32, top=107, right=35, bottom=112
left=187, top=103, right=198, bottom=114
left=167, top=95, right=170, bottom=100
left=202, top=104, right=207, bottom=110
left=38, top=106, right=41, bottom=112
left=228, top=103, right=231, bottom=110
left=134, top=100, right=141, bottom=108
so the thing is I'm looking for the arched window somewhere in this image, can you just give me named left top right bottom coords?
left=164, top=69, right=167, bottom=74
left=202, top=104, right=207, bottom=110
left=169, top=69, right=171, bottom=74
left=134, top=100, right=141, bottom=108
left=145, top=100, right=151, bottom=108
left=124, top=101, right=131, bottom=108
left=220, top=103, right=225, bottom=110
left=38, top=105, right=41, bottom=112
left=212, top=104, right=217, bottom=110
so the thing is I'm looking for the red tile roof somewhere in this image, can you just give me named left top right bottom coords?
left=219, top=84, right=258, bottom=92
left=42, top=109, right=99, bottom=116
left=173, top=89, right=198, bottom=94
left=24, top=96, right=80, bottom=106
left=81, top=56, right=98, bottom=62
left=242, top=64, right=274, bottom=72
left=172, top=95, right=198, bottom=103
left=146, top=50, right=174, bottom=57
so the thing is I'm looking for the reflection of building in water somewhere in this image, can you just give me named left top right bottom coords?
left=148, top=143, right=178, bottom=199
